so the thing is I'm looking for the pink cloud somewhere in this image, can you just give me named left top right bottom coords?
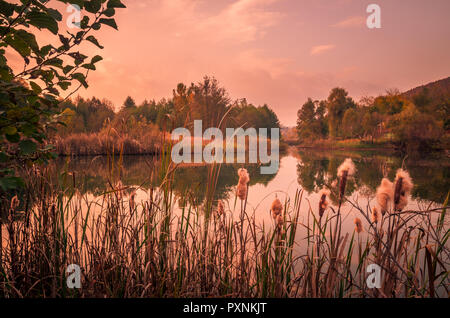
left=332, top=16, right=366, bottom=28
left=310, top=44, right=336, bottom=56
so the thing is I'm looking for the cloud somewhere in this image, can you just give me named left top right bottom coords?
left=200, top=0, right=282, bottom=43
left=310, top=44, right=336, bottom=56
left=332, top=16, right=366, bottom=28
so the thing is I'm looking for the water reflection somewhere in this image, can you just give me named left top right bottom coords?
left=295, top=149, right=449, bottom=204
left=55, top=149, right=449, bottom=207
left=55, top=156, right=277, bottom=207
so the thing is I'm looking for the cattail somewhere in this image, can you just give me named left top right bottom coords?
left=237, top=168, right=250, bottom=185
left=376, top=178, right=394, bottom=215
left=318, top=187, right=330, bottom=218
left=371, top=206, right=380, bottom=223
left=217, top=200, right=225, bottom=215
left=354, top=217, right=363, bottom=233
left=236, top=168, right=249, bottom=200
left=236, top=183, right=247, bottom=200
left=337, top=158, right=356, bottom=199
left=331, top=179, right=338, bottom=188
left=394, top=169, right=413, bottom=212
left=10, top=195, right=19, bottom=211
left=271, top=196, right=283, bottom=219
left=130, top=191, right=136, bottom=210
left=276, top=214, right=284, bottom=228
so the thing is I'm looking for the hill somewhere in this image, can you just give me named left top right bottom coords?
left=402, top=76, right=450, bottom=101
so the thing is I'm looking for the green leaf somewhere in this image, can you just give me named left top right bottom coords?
left=4, top=34, right=30, bottom=57
left=30, top=81, right=42, bottom=94
left=72, top=72, right=88, bottom=88
left=91, top=55, right=103, bottom=64
left=26, top=10, right=59, bottom=34
left=65, top=0, right=84, bottom=8
left=107, top=0, right=126, bottom=8
left=58, top=81, right=71, bottom=90
left=0, top=176, right=25, bottom=191
left=3, top=126, right=17, bottom=135
left=103, top=7, right=115, bottom=17
left=0, top=1, right=16, bottom=16
left=86, top=35, right=104, bottom=49
left=19, top=139, right=37, bottom=155
left=80, top=16, right=90, bottom=29
left=5, top=132, right=20, bottom=143
left=63, top=65, right=74, bottom=74
left=85, top=0, right=102, bottom=13
left=81, top=63, right=96, bottom=70
left=14, top=29, right=39, bottom=53
left=0, top=151, right=8, bottom=163
left=40, top=44, right=53, bottom=57
left=44, top=58, right=63, bottom=68
left=46, top=8, right=63, bottom=21
left=99, top=18, right=118, bottom=30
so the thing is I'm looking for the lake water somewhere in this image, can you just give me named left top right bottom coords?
left=52, top=147, right=449, bottom=235
left=56, top=147, right=449, bottom=207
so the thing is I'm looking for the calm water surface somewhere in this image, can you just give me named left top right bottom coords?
left=50, top=148, right=449, bottom=230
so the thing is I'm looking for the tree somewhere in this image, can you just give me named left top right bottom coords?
left=326, top=88, right=356, bottom=138
left=388, top=103, right=443, bottom=151
left=122, top=96, right=137, bottom=110
left=172, top=83, right=192, bottom=129
left=0, top=0, right=125, bottom=190
left=342, top=108, right=363, bottom=138
left=373, top=92, right=406, bottom=115
left=297, top=98, right=328, bottom=142
left=361, top=111, right=382, bottom=143
left=297, top=98, right=316, bottom=141
left=189, top=76, right=230, bottom=131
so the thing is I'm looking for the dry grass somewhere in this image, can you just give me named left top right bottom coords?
left=53, top=132, right=161, bottom=156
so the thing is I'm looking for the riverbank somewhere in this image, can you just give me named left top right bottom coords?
left=290, top=138, right=449, bottom=154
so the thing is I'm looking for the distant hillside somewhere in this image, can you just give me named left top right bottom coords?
left=402, top=76, right=450, bottom=100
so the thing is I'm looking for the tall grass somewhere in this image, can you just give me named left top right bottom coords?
left=53, top=132, right=162, bottom=156
left=0, top=154, right=448, bottom=298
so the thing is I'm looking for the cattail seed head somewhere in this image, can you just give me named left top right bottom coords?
left=237, top=168, right=250, bottom=185
left=337, top=158, right=356, bottom=200
left=130, top=191, right=136, bottom=210
left=236, top=183, right=247, bottom=200
left=236, top=168, right=249, bottom=200
left=394, top=169, right=413, bottom=212
left=337, top=158, right=356, bottom=178
left=371, top=206, right=380, bottom=223
left=376, top=178, right=394, bottom=215
left=354, top=217, right=363, bottom=233
left=318, top=187, right=330, bottom=218
left=276, top=214, right=284, bottom=228
left=271, top=197, right=283, bottom=219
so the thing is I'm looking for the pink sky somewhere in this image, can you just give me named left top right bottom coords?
left=13, top=0, right=450, bottom=126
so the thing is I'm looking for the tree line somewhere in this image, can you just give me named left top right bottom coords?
left=296, top=87, right=449, bottom=151
left=57, top=76, right=281, bottom=139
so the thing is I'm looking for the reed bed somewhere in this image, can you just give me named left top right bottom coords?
left=0, top=154, right=448, bottom=298
left=53, top=132, right=162, bottom=156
